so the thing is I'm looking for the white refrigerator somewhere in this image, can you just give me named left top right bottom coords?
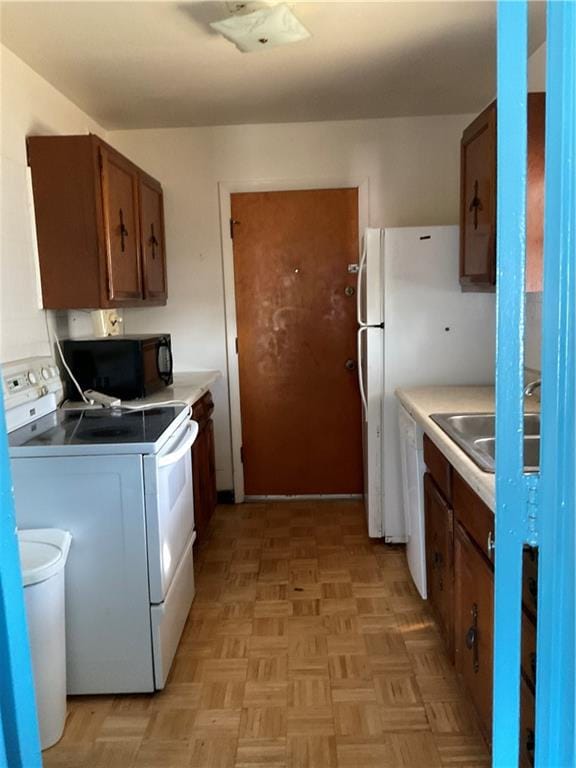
left=357, top=226, right=496, bottom=544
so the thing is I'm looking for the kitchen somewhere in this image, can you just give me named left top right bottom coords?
left=0, top=2, right=573, bottom=768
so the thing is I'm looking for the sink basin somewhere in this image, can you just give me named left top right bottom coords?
left=430, top=412, right=540, bottom=473
left=473, top=436, right=540, bottom=473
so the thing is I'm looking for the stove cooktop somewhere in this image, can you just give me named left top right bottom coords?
left=8, top=405, right=188, bottom=457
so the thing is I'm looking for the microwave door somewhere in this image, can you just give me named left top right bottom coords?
left=157, top=338, right=173, bottom=384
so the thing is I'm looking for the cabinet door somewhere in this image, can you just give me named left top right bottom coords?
left=192, top=431, right=206, bottom=543
left=100, top=148, right=143, bottom=301
left=519, top=678, right=536, bottom=768
left=140, top=175, right=167, bottom=301
left=460, top=102, right=497, bottom=290
left=205, top=419, right=217, bottom=517
left=454, top=521, right=494, bottom=741
left=424, top=473, right=454, bottom=658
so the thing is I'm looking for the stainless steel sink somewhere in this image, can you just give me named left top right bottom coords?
left=430, top=412, right=540, bottom=473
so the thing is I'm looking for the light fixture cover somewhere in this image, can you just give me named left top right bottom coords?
left=210, top=3, right=311, bottom=53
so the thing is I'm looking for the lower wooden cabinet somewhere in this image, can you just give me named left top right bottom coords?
left=191, top=392, right=217, bottom=542
left=424, top=472, right=454, bottom=659
left=519, top=678, right=536, bottom=768
left=454, top=521, right=494, bottom=741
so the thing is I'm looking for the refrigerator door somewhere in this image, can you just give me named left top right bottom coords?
left=358, top=325, right=384, bottom=537
left=357, top=228, right=384, bottom=327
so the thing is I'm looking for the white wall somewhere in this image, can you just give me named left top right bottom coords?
left=109, top=114, right=475, bottom=489
left=0, top=44, right=106, bottom=363
left=524, top=42, right=546, bottom=376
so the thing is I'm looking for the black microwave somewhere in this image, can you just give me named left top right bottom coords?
left=62, top=335, right=173, bottom=400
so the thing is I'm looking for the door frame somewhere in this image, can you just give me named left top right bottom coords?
left=218, top=176, right=370, bottom=502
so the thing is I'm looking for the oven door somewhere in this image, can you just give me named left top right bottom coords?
left=143, top=419, right=199, bottom=603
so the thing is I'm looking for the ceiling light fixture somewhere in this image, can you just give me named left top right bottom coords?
left=210, top=3, right=311, bottom=53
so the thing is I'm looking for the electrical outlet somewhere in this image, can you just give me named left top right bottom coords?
left=91, top=309, right=123, bottom=337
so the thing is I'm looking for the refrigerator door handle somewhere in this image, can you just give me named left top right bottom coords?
left=357, top=237, right=367, bottom=326
left=357, top=326, right=368, bottom=421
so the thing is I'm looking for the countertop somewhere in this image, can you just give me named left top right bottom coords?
left=395, top=386, right=540, bottom=512
left=127, top=371, right=221, bottom=408
left=62, top=371, right=221, bottom=410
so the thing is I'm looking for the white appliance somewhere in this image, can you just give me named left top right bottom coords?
left=4, top=357, right=198, bottom=693
left=357, top=226, right=495, bottom=547
left=398, top=406, right=427, bottom=598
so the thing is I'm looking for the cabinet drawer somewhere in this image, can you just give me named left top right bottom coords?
left=452, top=470, right=494, bottom=563
left=423, top=434, right=451, bottom=502
left=519, top=678, right=536, bottom=768
left=521, top=608, right=537, bottom=692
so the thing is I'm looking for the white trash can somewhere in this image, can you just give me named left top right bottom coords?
left=18, top=528, right=72, bottom=750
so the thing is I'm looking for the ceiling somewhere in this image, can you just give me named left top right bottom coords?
left=0, top=1, right=546, bottom=130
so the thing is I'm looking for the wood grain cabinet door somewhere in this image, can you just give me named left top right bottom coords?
left=454, top=521, right=494, bottom=741
left=100, top=148, right=143, bottom=301
left=424, top=473, right=454, bottom=658
left=139, top=175, right=167, bottom=301
left=460, top=102, right=497, bottom=290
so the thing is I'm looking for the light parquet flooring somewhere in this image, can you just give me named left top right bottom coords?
left=43, top=501, right=490, bottom=768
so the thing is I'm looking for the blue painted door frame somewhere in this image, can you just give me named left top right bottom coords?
left=494, top=1, right=575, bottom=766
left=0, top=383, right=41, bottom=766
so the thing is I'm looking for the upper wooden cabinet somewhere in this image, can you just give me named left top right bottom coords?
left=139, top=173, right=167, bottom=302
left=27, top=134, right=167, bottom=309
left=459, top=93, right=545, bottom=292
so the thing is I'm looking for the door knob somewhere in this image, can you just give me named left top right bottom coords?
left=345, top=359, right=357, bottom=371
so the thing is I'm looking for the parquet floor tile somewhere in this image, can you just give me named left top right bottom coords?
left=43, top=501, right=490, bottom=767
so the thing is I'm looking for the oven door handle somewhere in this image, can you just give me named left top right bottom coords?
left=157, top=422, right=199, bottom=468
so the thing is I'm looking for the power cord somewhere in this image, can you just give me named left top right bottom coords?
left=44, top=312, right=90, bottom=404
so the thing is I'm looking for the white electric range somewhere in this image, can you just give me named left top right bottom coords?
left=4, top=356, right=198, bottom=693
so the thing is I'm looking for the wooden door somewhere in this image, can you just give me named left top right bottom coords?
left=140, top=174, right=167, bottom=301
left=100, top=147, right=143, bottom=301
left=460, top=102, right=497, bottom=290
left=231, top=188, right=363, bottom=496
left=454, top=521, right=494, bottom=741
left=423, top=473, right=454, bottom=657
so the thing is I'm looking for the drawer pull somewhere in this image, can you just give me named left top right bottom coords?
left=487, top=530, right=495, bottom=553
left=465, top=603, right=480, bottom=673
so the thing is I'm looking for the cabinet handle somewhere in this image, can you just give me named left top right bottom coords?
left=149, top=223, right=159, bottom=259
left=469, top=180, right=484, bottom=230
left=119, top=208, right=129, bottom=252
left=465, top=602, right=480, bottom=672
left=487, top=530, right=495, bottom=554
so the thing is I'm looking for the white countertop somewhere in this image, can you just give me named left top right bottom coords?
left=395, top=386, right=539, bottom=513
left=130, top=371, right=221, bottom=408
left=62, top=370, right=221, bottom=410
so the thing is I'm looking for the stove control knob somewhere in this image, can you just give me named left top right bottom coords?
left=41, top=367, right=50, bottom=380
left=49, top=366, right=58, bottom=377
left=27, top=371, right=38, bottom=385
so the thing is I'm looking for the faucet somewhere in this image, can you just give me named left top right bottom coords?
left=524, top=379, right=542, bottom=397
